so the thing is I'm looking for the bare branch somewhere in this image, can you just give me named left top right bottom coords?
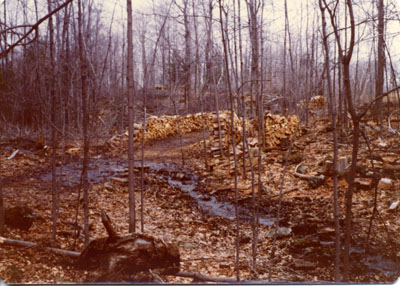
left=0, top=0, right=73, bottom=58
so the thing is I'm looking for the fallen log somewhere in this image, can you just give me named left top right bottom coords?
left=0, top=236, right=80, bottom=258
left=76, top=210, right=180, bottom=282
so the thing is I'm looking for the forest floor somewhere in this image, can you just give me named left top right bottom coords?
left=1, top=115, right=400, bottom=283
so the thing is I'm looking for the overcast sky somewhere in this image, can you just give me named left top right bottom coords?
left=4, top=0, right=400, bottom=63
left=97, top=0, right=399, bottom=61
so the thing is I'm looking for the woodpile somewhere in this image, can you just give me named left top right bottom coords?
left=262, top=113, right=299, bottom=149
left=207, top=111, right=249, bottom=150
left=132, top=112, right=213, bottom=142
left=298, top=95, right=325, bottom=111
left=206, top=111, right=299, bottom=178
left=105, top=110, right=299, bottom=166
left=309, top=95, right=324, bottom=110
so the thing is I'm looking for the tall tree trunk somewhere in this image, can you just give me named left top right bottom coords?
left=126, top=0, right=136, bottom=233
left=78, top=0, right=90, bottom=246
left=324, top=0, right=356, bottom=280
left=319, top=1, right=341, bottom=280
left=48, top=0, right=58, bottom=241
left=218, top=1, right=240, bottom=281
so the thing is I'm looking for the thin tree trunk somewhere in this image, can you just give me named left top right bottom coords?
left=47, top=0, right=58, bottom=242
left=319, top=1, right=341, bottom=280
left=0, top=159, right=4, bottom=234
left=78, top=0, right=90, bottom=246
left=375, top=0, right=385, bottom=123
left=140, top=107, right=146, bottom=233
left=183, top=0, right=191, bottom=111
left=218, top=1, right=240, bottom=281
left=126, top=0, right=136, bottom=233
left=324, top=0, right=356, bottom=280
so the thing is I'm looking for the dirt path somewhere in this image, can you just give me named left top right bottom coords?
left=133, top=130, right=208, bottom=163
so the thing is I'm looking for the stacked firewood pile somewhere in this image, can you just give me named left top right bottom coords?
left=309, top=95, right=324, bottom=110
left=298, top=95, right=325, bottom=111
left=262, top=113, right=299, bottom=149
left=207, top=111, right=251, bottom=150
left=105, top=110, right=299, bottom=159
left=208, top=112, right=299, bottom=153
left=207, top=112, right=299, bottom=175
left=133, top=113, right=213, bottom=142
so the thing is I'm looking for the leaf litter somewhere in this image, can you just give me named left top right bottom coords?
left=0, top=111, right=400, bottom=283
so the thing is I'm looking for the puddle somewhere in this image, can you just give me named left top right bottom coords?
left=160, top=164, right=274, bottom=226
left=350, top=247, right=400, bottom=278
left=40, top=158, right=128, bottom=187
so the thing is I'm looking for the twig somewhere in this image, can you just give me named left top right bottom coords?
left=265, top=187, right=299, bottom=199
left=362, top=130, right=392, bottom=248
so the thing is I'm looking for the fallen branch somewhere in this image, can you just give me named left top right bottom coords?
left=0, top=236, right=80, bottom=258
left=174, top=271, right=238, bottom=283
left=266, top=187, right=299, bottom=199
left=100, top=209, right=118, bottom=239
left=293, top=162, right=325, bottom=189
left=174, top=271, right=318, bottom=284
left=294, top=162, right=325, bottom=181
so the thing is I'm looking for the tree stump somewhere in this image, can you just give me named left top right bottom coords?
left=76, top=210, right=180, bottom=282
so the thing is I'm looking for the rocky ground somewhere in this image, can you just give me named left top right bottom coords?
left=1, top=115, right=400, bottom=283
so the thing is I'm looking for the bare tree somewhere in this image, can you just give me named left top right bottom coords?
left=323, top=0, right=360, bottom=280
left=319, top=0, right=341, bottom=280
left=127, top=0, right=136, bottom=233
left=78, top=0, right=90, bottom=246
left=218, top=0, right=240, bottom=281
left=47, top=0, right=58, bottom=242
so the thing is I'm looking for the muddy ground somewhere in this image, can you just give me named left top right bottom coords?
left=0, top=119, right=400, bottom=283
